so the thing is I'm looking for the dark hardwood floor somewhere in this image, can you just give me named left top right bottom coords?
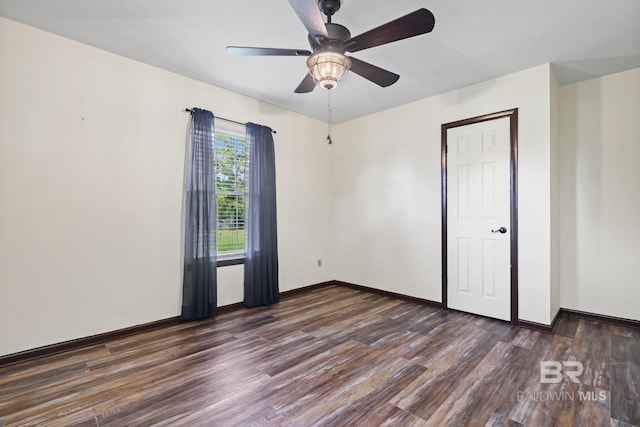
left=0, top=285, right=638, bottom=426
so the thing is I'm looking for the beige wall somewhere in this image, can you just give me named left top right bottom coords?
left=550, top=66, right=562, bottom=322
left=559, top=67, right=640, bottom=321
left=0, top=17, right=333, bottom=356
left=332, top=64, right=554, bottom=325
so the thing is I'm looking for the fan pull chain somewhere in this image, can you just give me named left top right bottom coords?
left=327, top=90, right=333, bottom=145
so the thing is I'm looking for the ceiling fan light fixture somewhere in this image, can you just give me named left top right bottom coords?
left=307, top=51, right=351, bottom=90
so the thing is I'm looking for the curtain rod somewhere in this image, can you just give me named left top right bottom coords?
left=184, top=109, right=276, bottom=134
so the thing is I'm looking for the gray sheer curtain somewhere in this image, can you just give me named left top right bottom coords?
left=244, top=123, right=279, bottom=307
left=181, top=108, right=217, bottom=320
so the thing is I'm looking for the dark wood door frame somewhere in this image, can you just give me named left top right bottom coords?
left=441, top=108, right=519, bottom=325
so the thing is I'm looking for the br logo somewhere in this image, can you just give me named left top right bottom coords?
left=539, top=361, right=584, bottom=383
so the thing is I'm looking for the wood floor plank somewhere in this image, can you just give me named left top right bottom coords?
left=611, top=342, right=640, bottom=425
left=0, top=362, right=88, bottom=398
left=327, top=363, right=428, bottom=426
left=280, top=354, right=417, bottom=425
left=0, top=285, right=637, bottom=426
left=612, top=327, right=640, bottom=425
left=0, top=346, right=110, bottom=386
left=355, top=403, right=426, bottom=426
left=573, top=387, right=611, bottom=427
left=612, top=326, right=636, bottom=339
left=573, top=319, right=612, bottom=389
left=494, top=336, right=553, bottom=422
left=172, top=339, right=371, bottom=426
left=506, top=335, right=563, bottom=426
left=391, top=330, right=502, bottom=419
left=612, top=418, right=639, bottom=427
left=8, top=408, right=97, bottom=427
left=416, top=340, right=516, bottom=425
left=556, top=313, right=581, bottom=338
left=485, top=412, right=525, bottom=426
left=511, top=327, right=543, bottom=350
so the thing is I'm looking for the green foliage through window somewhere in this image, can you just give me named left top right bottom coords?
left=215, top=131, right=249, bottom=254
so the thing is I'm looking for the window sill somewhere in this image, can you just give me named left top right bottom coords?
left=217, top=257, right=244, bottom=267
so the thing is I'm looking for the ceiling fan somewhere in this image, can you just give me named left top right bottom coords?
left=227, top=0, right=435, bottom=93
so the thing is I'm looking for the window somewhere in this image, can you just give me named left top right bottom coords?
left=215, top=127, right=249, bottom=261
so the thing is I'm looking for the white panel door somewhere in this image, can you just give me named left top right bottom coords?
left=447, top=117, right=511, bottom=321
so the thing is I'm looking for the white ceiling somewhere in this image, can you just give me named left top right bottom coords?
left=1, top=0, right=639, bottom=123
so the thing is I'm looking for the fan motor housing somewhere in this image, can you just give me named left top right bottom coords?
left=318, top=0, right=341, bottom=16
left=308, top=23, right=351, bottom=51
left=326, top=23, right=351, bottom=42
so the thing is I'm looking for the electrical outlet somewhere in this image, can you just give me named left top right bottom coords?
left=317, top=259, right=322, bottom=267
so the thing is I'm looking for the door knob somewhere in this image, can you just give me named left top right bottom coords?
left=491, top=227, right=507, bottom=234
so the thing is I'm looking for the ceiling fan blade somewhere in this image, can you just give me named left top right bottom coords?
left=348, top=57, right=399, bottom=87
left=227, top=46, right=311, bottom=56
left=344, top=8, right=435, bottom=53
left=295, top=73, right=316, bottom=93
left=288, top=0, right=329, bottom=40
